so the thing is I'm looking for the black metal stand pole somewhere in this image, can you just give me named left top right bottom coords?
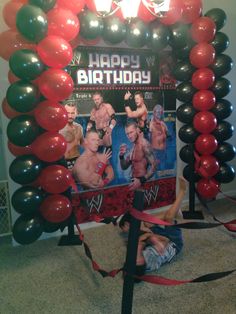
left=183, top=144, right=204, bottom=220
left=58, top=188, right=82, bottom=246
left=121, top=190, right=144, bottom=314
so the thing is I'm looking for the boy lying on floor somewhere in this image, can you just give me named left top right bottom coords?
left=119, top=177, right=187, bottom=277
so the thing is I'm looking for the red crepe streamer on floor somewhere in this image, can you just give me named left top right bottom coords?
left=74, top=216, right=236, bottom=285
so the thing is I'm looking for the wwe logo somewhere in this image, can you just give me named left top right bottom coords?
left=145, top=55, right=156, bottom=67
left=144, top=185, right=159, bottom=205
left=86, top=194, right=104, bottom=214
left=71, top=51, right=82, bottom=66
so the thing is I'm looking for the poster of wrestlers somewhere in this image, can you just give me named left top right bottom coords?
left=62, top=46, right=177, bottom=222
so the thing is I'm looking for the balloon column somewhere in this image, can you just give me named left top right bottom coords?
left=0, top=1, right=235, bottom=243
left=177, top=7, right=235, bottom=200
left=1, top=0, right=83, bottom=244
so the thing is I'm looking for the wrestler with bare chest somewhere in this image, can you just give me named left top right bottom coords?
left=87, top=92, right=116, bottom=149
left=72, top=130, right=114, bottom=189
left=119, top=122, right=156, bottom=190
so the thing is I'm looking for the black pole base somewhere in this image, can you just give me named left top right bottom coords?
left=182, top=210, right=204, bottom=220
left=58, top=234, right=82, bottom=246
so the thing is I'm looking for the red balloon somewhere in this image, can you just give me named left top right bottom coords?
left=69, top=36, right=82, bottom=49
left=2, top=97, right=21, bottom=119
left=40, top=194, right=72, bottom=223
left=193, top=111, right=217, bottom=134
left=190, top=43, right=215, bottom=68
left=31, top=132, right=66, bottom=162
left=195, top=134, right=218, bottom=155
left=57, top=0, right=85, bottom=14
left=8, top=70, right=20, bottom=84
left=47, top=8, right=80, bottom=42
left=195, top=155, right=219, bottom=178
left=138, top=1, right=156, bottom=23
left=38, top=69, right=74, bottom=101
left=193, top=90, right=216, bottom=111
left=191, top=16, right=216, bottom=43
left=79, top=36, right=101, bottom=46
left=196, top=178, right=220, bottom=199
left=37, top=35, right=73, bottom=68
left=0, top=29, right=36, bottom=61
left=192, top=68, right=215, bottom=90
left=85, top=0, right=97, bottom=11
left=159, top=0, right=183, bottom=25
left=38, top=165, right=72, bottom=194
left=112, top=2, right=125, bottom=21
left=8, top=141, right=32, bottom=156
left=2, top=0, right=25, bottom=29
left=34, top=100, right=68, bottom=131
left=181, top=0, right=202, bottom=24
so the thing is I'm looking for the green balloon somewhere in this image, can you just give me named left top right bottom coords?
left=173, top=61, right=196, bottom=82
left=12, top=214, right=43, bottom=245
left=211, top=77, right=231, bottom=99
left=176, top=82, right=197, bottom=103
left=11, top=186, right=45, bottom=215
left=173, top=40, right=194, bottom=61
left=126, top=19, right=150, bottom=48
left=29, top=0, right=56, bottom=12
left=103, top=16, right=126, bottom=44
left=9, top=49, right=45, bottom=81
left=16, top=5, right=48, bottom=42
left=9, top=155, right=43, bottom=185
left=6, top=81, right=40, bottom=113
left=7, top=115, right=41, bottom=146
left=169, top=23, right=191, bottom=49
left=42, top=220, right=61, bottom=233
left=205, top=8, right=227, bottom=31
left=210, top=54, right=233, bottom=78
left=211, top=32, right=229, bottom=54
left=79, top=10, right=104, bottom=40
left=149, top=21, right=170, bottom=51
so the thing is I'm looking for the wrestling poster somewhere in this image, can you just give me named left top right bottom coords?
left=64, top=46, right=177, bottom=223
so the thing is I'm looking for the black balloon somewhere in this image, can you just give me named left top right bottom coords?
left=79, top=10, right=104, bottom=40
left=149, top=21, right=170, bottom=51
left=12, top=214, right=43, bottom=245
left=11, top=186, right=45, bottom=215
left=6, top=81, right=40, bottom=113
left=176, top=82, right=196, bottom=102
left=126, top=18, right=150, bottom=48
left=173, top=40, right=195, bottom=61
left=214, top=142, right=236, bottom=162
left=176, top=103, right=196, bottom=124
left=183, top=165, right=201, bottom=182
left=173, top=61, right=196, bottom=82
left=179, top=144, right=195, bottom=163
left=42, top=219, right=61, bottom=233
left=210, top=54, right=233, bottom=78
left=103, top=16, right=126, bottom=44
left=29, top=0, right=56, bottom=12
left=9, top=155, right=43, bottom=185
left=211, top=99, right=233, bottom=121
left=178, top=124, right=199, bottom=144
left=169, top=23, right=191, bottom=48
left=211, top=77, right=231, bottom=99
left=214, top=163, right=235, bottom=183
left=9, top=49, right=45, bottom=81
left=211, top=32, right=229, bottom=54
left=212, top=121, right=234, bottom=142
left=205, top=8, right=227, bottom=31
left=7, top=115, right=41, bottom=147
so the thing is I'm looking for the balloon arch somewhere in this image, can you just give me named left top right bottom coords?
left=0, top=0, right=235, bottom=244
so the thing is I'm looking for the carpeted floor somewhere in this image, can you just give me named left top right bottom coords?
left=0, top=198, right=236, bottom=314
